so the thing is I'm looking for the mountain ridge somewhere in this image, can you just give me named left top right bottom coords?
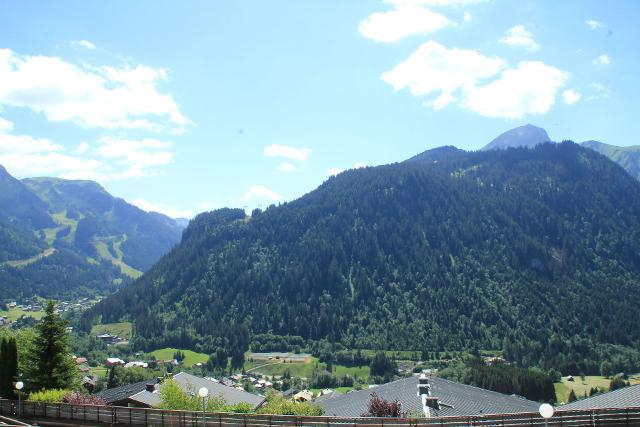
left=85, top=141, right=640, bottom=375
left=0, top=167, right=185, bottom=300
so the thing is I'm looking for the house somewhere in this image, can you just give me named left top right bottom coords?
left=105, top=357, right=125, bottom=367
left=75, top=357, right=88, bottom=364
left=98, top=379, right=160, bottom=406
left=560, top=384, right=640, bottom=411
left=97, top=372, right=265, bottom=409
left=82, top=376, right=98, bottom=393
left=281, top=388, right=298, bottom=399
left=293, top=390, right=313, bottom=402
left=97, top=334, right=120, bottom=345
left=318, top=374, right=539, bottom=418
left=125, top=361, right=148, bottom=369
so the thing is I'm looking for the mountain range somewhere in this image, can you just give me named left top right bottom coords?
left=85, top=140, right=640, bottom=375
left=0, top=166, right=184, bottom=300
left=480, top=124, right=640, bottom=180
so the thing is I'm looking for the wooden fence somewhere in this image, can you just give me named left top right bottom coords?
left=1, top=400, right=640, bottom=427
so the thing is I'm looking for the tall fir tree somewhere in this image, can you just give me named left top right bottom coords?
left=27, top=301, right=77, bottom=391
left=0, top=337, right=18, bottom=398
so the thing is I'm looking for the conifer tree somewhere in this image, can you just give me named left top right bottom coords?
left=0, top=337, right=18, bottom=398
left=27, top=301, right=77, bottom=391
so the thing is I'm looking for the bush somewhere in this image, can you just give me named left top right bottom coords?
left=62, top=392, right=107, bottom=406
left=28, top=389, right=72, bottom=403
left=361, top=393, right=406, bottom=417
left=258, top=394, right=323, bottom=416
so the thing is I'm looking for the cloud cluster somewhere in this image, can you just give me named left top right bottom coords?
left=593, top=54, right=611, bottom=66
left=361, top=1, right=579, bottom=118
left=130, top=198, right=193, bottom=219
left=382, top=41, right=568, bottom=118
left=0, top=48, right=187, bottom=181
left=239, top=185, right=281, bottom=203
left=499, top=25, right=540, bottom=51
left=359, top=5, right=452, bottom=43
left=585, top=20, right=603, bottom=30
left=0, top=48, right=189, bottom=132
left=264, top=144, right=310, bottom=172
left=71, top=40, right=96, bottom=49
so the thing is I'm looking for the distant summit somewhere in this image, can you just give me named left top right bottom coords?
left=406, top=145, right=466, bottom=164
left=482, top=124, right=551, bottom=151
left=581, top=140, right=640, bottom=180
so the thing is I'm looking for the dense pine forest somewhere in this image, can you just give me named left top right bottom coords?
left=84, top=142, right=640, bottom=375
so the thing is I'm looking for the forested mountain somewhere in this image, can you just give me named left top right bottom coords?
left=0, top=168, right=184, bottom=300
left=481, top=124, right=550, bottom=151
left=581, top=140, right=640, bottom=180
left=85, top=142, right=640, bottom=375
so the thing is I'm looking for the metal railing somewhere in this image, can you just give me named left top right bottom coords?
left=1, top=399, right=639, bottom=427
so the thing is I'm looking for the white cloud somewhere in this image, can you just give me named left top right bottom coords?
left=326, top=167, right=344, bottom=176
left=593, top=54, right=611, bottom=65
left=97, top=137, right=173, bottom=168
left=0, top=117, right=13, bottom=132
left=585, top=20, right=603, bottom=30
left=130, top=198, right=193, bottom=219
left=71, top=40, right=96, bottom=49
left=74, top=142, right=90, bottom=155
left=382, top=40, right=568, bottom=118
left=464, top=61, right=568, bottom=118
left=562, top=89, right=581, bottom=105
left=382, top=40, right=504, bottom=98
left=0, top=48, right=190, bottom=131
left=277, top=162, right=296, bottom=172
left=423, top=92, right=457, bottom=109
left=326, top=163, right=367, bottom=176
left=499, top=25, right=540, bottom=51
left=239, top=185, right=281, bottom=203
left=359, top=5, right=452, bottom=43
left=463, top=11, right=472, bottom=22
left=264, top=144, right=310, bottom=162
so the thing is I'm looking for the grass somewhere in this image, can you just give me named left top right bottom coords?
left=555, top=375, right=640, bottom=403
left=149, top=348, right=209, bottom=367
left=94, top=240, right=143, bottom=279
left=89, top=366, right=109, bottom=378
left=244, top=356, right=370, bottom=381
left=91, top=322, right=133, bottom=340
left=4, top=247, right=56, bottom=268
left=0, top=307, right=44, bottom=321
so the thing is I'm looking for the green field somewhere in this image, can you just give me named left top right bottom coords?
left=94, top=240, right=143, bottom=279
left=149, top=348, right=209, bottom=367
left=91, top=322, right=133, bottom=340
left=4, top=247, right=56, bottom=268
left=555, top=375, right=640, bottom=403
left=244, top=356, right=370, bottom=381
left=0, top=307, right=44, bottom=321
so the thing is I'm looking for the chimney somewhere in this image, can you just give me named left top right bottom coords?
left=417, top=374, right=430, bottom=396
left=146, top=383, right=156, bottom=393
left=424, top=397, right=440, bottom=410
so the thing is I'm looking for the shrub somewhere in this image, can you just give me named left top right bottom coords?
left=62, top=392, right=107, bottom=406
left=258, top=394, right=323, bottom=416
left=361, top=393, right=406, bottom=418
left=28, top=389, right=72, bottom=403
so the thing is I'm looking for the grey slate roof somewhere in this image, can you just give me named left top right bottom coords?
left=96, top=372, right=265, bottom=409
left=313, top=391, right=344, bottom=404
left=97, top=378, right=159, bottom=405
left=172, top=372, right=265, bottom=409
left=560, top=384, right=640, bottom=411
left=318, top=376, right=539, bottom=418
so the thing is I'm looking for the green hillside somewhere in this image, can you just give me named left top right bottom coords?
left=86, top=142, right=640, bottom=375
left=0, top=170, right=184, bottom=300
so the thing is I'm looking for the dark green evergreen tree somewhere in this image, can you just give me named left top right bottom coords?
left=567, top=390, right=577, bottom=403
left=0, top=337, right=18, bottom=398
left=27, top=301, right=77, bottom=391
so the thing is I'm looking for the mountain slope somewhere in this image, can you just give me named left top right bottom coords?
left=482, top=124, right=550, bottom=151
left=86, top=142, right=640, bottom=374
left=0, top=170, right=184, bottom=300
left=581, top=140, right=640, bottom=180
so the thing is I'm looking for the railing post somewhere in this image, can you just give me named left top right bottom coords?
left=218, top=412, right=222, bottom=427
left=145, top=408, right=149, bottom=426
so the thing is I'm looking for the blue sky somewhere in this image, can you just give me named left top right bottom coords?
left=0, top=0, right=637, bottom=217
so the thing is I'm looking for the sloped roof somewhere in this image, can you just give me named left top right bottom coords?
left=313, top=390, right=344, bottom=404
left=318, top=376, right=539, bottom=418
left=98, top=378, right=159, bottom=405
left=173, top=372, right=265, bottom=409
left=560, top=384, right=640, bottom=411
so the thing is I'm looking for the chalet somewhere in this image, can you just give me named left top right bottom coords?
left=318, top=374, right=539, bottom=418
left=293, top=390, right=313, bottom=402
left=124, top=361, right=148, bottom=369
left=105, top=357, right=125, bottom=367
left=96, top=333, right=120, bottom=345
left=97, top=372, right=265, bottom=409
